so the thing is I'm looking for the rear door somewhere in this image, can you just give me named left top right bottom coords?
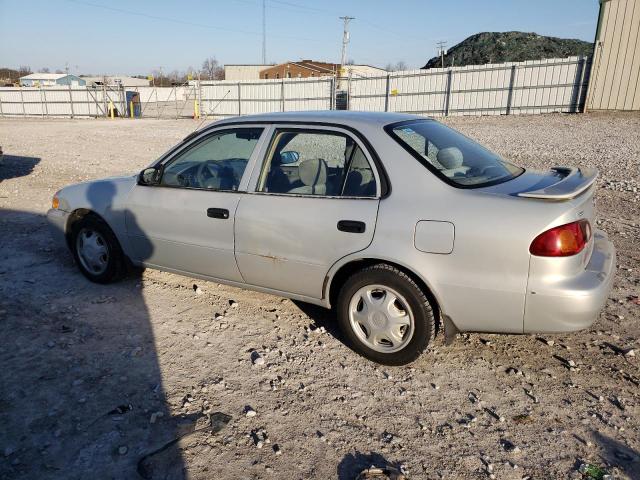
left=234, top=125, right=382, bottom=299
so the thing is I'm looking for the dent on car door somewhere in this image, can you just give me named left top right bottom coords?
left=125, top=127, right=266, bottom=281
left=234, top=126, right=382, bottom=298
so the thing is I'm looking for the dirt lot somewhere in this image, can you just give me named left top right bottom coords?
left=0, top=113, right=638, bottom=480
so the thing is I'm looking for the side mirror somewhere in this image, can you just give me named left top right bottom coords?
left=279, top=151, right=300, bottom=165
left=138, top=166, right=162, bottom=186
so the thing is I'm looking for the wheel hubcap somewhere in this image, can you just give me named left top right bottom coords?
left=76, top=228, right=109, bottom=275
left=348, top=284, right=414, bottom=353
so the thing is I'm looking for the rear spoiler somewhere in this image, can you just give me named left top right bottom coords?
left=517, top=167, right=598, bottom=200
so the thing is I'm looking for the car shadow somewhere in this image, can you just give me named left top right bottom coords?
left=337, top=450, right=403, bottom=480
left=291, top=300, right=347, bottom=345
left=592, top=430, right=640, bottom=478
left=0, top=191, right=204, bottom=478
left=0, top=155, right=41, bottom=183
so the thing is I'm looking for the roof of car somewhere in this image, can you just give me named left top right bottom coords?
left=208, top=110, right=428, bottom=130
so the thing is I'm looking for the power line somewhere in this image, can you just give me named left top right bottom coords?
left=65, top=0, right=321, bottom=43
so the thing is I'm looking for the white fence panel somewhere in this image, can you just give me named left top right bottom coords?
left=0, top=58, right=590, bottom=119
left=0, top=86, right=120, bottom=117
left=283, top=78, right=332, bottom=111
left=199, top=77, right=333, bottom=119
left=348, top=56, right=590, bottom=117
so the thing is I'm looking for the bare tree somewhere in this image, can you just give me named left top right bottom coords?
left=384, top=61, right=409, bottom=72
left=54, top=69, right=64, bottom=74
left=201, top=57, right=224, bottom=80
left=18, top=65, right=32, bottom=77
left=39, top=67, right=51, bottom=73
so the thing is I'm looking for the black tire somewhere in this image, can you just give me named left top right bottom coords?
left=336, top=263, right=436, bottom=365
left=70, top=215, right=125, bottom=284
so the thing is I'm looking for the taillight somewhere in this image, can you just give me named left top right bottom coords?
left=530, top=220, right=591, bottom=257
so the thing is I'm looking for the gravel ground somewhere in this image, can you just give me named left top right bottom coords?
left=0, top=112, right=638, bottom=480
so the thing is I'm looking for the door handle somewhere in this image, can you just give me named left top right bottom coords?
left=207, top=208, right=229, bottom=219
left=337, top=220, right=366, bottom=233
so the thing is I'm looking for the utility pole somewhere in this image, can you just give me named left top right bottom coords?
left=262, top=0, right=266, bottom=64
left=339, top=16, right=355, bottom=69
left=436, top=41, right=447, bottom=68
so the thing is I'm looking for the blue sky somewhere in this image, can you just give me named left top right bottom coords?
left=0, top=0, right=599, bottom=75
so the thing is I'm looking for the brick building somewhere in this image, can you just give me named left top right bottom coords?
left=260, top=60, right=338, bottom=79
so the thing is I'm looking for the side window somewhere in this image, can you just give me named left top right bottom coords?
left=161, top=128, right=263, bottom=190
left=258, top=129, right=377, bottom=197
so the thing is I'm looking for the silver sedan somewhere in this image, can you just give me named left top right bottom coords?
left=47, top=111, right=615, bottom=365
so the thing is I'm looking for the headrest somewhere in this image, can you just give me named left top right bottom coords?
left=298, top=158, right=327, bottom=186
left=437, top=147, right=464, bottom=169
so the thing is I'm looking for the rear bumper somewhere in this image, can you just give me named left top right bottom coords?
left=523, top=229, right=616, bottom=333
left=47, top=208, right=70, bottom=251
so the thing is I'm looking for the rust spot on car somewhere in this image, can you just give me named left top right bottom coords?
left=258, top=253, right=285, bottom=262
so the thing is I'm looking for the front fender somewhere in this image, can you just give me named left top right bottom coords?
left=57, top=175, right=137, bottom=257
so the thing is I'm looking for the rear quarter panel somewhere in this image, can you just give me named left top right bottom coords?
left=331, top=123, right=579, bottom=333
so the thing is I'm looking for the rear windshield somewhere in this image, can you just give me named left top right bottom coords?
left=387, top=120, right=523, bottom=187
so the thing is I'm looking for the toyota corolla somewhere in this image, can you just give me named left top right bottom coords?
left=47, top=111, right=615, bottom=365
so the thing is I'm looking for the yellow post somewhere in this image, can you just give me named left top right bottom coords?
left=130, top=100, right=134, bottom=119
left=194, top=100, right=200, bottom=119
left=109, top=100, right=115, bottom=119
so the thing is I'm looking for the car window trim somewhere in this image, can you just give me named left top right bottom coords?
left=145, top=125, right=270, bottom=193
left=384, top=119, right=524, bottom=190
left=250, top=124, right=382, bottom=199
left=198, top=120, right=390, bottom=198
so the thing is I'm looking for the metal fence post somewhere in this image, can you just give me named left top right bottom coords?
left=197, top=80, right=202, bottom=119
left=19, top=86, right=26, bottom=117
left=174, top=85, right=180, bottom=119
left=330, top=77, right=336, bottom=110
left=444, top=69, right=453, bottom=116
left=237, top=82, right=242, bottom=116
left=155, top=88, right=160, bottom=119
left=347, top=71, right=352, bottom=110
left=43, top=88, right=49, bottom=117
left=572, top=56, right=587, bottom=113
left=102, top=84, right=107, bottom=118
left=68, top=83, right=75, bottom=118
left=505, top=65, right=517, bottom=115
left=384, top=73, right=391, bottom=112
left=281, top=79, right=285, bottom=112
left=121, top=85, right=126, bottom=119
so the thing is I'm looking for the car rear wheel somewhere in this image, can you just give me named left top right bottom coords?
left=337, top=264, right=436, bottom=365
left=71, top=215, right=125, bottom=284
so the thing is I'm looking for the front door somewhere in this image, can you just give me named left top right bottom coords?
left=234, top=126, right=382, bottom=298
left=125, top=126, right=266, bottom=281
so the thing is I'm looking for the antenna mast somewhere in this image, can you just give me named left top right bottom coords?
left=262, top=0, right=267, bottom=64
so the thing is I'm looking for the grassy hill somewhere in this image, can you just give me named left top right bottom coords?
left=423, top=31, right=593, bottom=69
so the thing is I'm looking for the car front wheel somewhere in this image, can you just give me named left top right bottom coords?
left=71, top=215, right=125, bottom=284
left=337, top=264, right=436, bottom=365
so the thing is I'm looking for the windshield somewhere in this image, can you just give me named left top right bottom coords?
left=387, top=120, right=523, bottom=187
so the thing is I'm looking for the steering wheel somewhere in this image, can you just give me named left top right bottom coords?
left=196, top=160, right=222, bottom=189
